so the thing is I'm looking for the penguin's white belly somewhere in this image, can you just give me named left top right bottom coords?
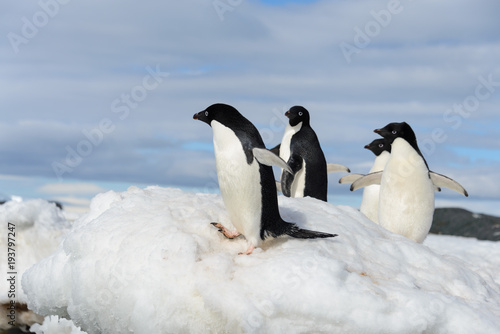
left=279, top=123, right=304, bottom=197
left=378, top=147, right=434, bottom=243
left=291, top=161, right=306, bottom=197
left=279, top=123, right=302, bottom=163
left=212, top=121, right=262, bottom=246
left=360, top=185, right=380, bottom=224
left=360, top=151, right=390, bottom=224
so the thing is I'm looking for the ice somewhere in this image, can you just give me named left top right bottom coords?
left=21, top=187, right=500, bottom=333
left=0, top=199, right=70, bottom=304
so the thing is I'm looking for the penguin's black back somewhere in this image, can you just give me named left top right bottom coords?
left=290, top=125, right=328, bottom=201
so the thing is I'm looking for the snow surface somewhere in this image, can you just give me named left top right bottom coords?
left=0, top=199, right=70, bottom=303
left=21, top=186, right=500, bottom=334
left=30, top=315, right=86, bottom=334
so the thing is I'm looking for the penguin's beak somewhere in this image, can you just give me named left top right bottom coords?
left=374, top=128, right=382, bottom=134
left=364, top=144, right=370, bottom=150
left=285, top=111, right=291, bottom=118
left=193, top=110, right=212, bottom=125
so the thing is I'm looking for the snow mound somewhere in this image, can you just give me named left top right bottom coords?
left=0, top=199, right=70, bottom=303
left=22, top=187, right=500, bottom=333
left=424, top=234, right=500, bottom=288
left=31, top=315, right=87, bottom=334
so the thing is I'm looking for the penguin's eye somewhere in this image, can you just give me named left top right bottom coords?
left=205, top=111, right=209, bottom=117
left=392, top=130, right=397, bottom=135
left=379, top=144, right=384, bottom=148
left=298, top=112, right=303, bottom=116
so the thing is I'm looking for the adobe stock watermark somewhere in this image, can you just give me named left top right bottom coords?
left=7, top=0, right=72, bottom=54
left=259, top=106, right=289, bottom=146
left=339, top=0, right=410, bottom=64
left=420, top=72, right=499, bottom=157
left=408, top=294, right=454, bottom=330
left=246, top=241, right=330, bottom=331
left=394, top=71, right=499, bottom=178
left=51, top=65, right=169, bottom=181
left=213, top=0, right=244, bottom=21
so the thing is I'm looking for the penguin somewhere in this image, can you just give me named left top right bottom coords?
left=193, top=103, right=337, bottom=255
left=350, top=122, right=468, bottom=243
left=274, top=106, right=330, bottom=201
left=359, top=138, right=392, bottom=224
left=352, top=122, right=434, bottom=242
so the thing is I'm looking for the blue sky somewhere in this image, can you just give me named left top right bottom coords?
left=1, top=0, right=500, bottom=215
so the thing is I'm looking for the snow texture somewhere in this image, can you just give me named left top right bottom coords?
left=22, top=187, right=500, bottom=334
left=1, top=199, right=70, bottom=303
left=30, top=315, right=86, bottom=334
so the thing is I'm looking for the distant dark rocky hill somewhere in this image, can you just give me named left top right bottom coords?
left=431, top=208, right=500, bottom=241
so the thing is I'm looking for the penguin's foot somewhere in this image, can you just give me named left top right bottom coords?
left=211, top=223, right=241, bottom=239
left=238, top=244, right=255, bottom=255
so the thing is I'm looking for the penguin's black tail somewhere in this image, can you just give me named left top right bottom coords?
left=285, top=224, right=338, bottom=239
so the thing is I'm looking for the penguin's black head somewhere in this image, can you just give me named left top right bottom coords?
left=285, top=106, right=310, bottom=127
left=193, top=103, right=240, bottom=126
left=374, top=122, right=416, bottom=144
left=364, top=138, right=392, bottom=156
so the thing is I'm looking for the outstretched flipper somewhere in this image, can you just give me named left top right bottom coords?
left=253, top=147, right=293, bottom=174
left=429, top=171, right=469, bottom=197
left=350, top=171, right=383, bottom=191
left=339, top=173, right=364, bottom=184
left=327, top=163, right=351, bottom=174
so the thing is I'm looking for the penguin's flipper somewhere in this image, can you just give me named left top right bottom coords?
left=429, top=171, right=469, bottom=197
left=327, top=163, right=351, bottom=174
left=339, top=173, right=364, bottom=184
left=252, top=148, right=292, bottom=174
left=281, top=171, right=293, bottom=197
left=270, top=144, right=281, bottom=156
left=350, top=171, right=383, bottom=191
left=281, top=154, right=303, bottom=197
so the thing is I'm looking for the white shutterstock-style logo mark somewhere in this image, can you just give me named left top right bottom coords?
left=51, top=64, right=169, bottom=181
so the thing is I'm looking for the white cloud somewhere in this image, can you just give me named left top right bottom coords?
left=37, top=183, right=107, bottom=195
left=51, top=196, right=92, bottom=207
